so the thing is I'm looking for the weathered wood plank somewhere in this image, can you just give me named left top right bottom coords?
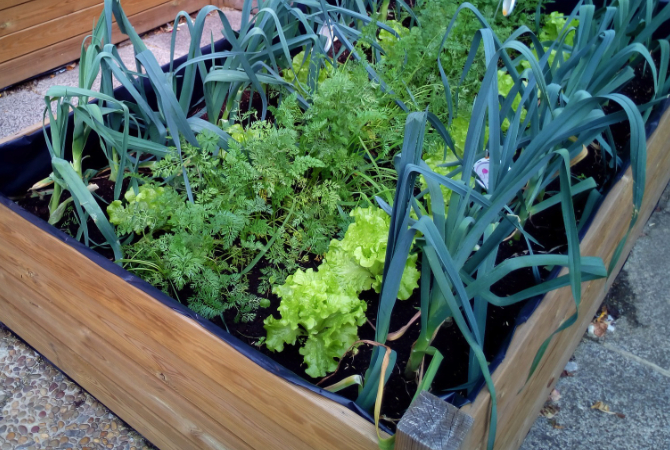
left=0, top=0, right=183, bottom=64
left=0, top=0, right=100, bottom=38
left=221, top=0, right=258, bottom=10
left=0, top=0, right=220, bottom=89
left=458, top=104, right=670, bottom=449
left=0, top=0, right=29, bottom=12
left=396, top=392, right=473, bottom=450
left=0, top=200, right=381, bottom=450
left=0, top=280, right=242, bottom=450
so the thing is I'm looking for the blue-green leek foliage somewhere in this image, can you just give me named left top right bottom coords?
left=358, top=1, right=670, bottom=448
left=42, top=0, right=405, bottom=259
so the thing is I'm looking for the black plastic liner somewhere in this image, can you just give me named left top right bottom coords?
left=2, top=6, right=670, bottom=434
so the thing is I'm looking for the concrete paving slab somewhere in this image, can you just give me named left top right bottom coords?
left=601, top=190, right=670, bottom=372
left=520, top=339, right=670, bottom=450
left=522, top=182, right=670, bottom=450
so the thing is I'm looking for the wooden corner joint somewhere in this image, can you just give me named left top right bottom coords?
left=395, top=391, right=474, bottom=450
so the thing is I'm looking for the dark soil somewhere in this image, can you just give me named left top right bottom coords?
left=331, top=40, right=354, bottom=65
left=16, top=175, right=128, bottom=260
left=602, top=53, right=658, bottom=155
left=14, top=54, right=666, bottom=432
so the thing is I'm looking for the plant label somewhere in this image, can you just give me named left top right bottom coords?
left=474, top=158, right=490, bottom=190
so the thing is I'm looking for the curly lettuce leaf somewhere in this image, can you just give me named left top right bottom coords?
left=264, top=316, right=300, bottom=352
left=372, top=251, right=420, bottom=300
left=265, top=206, right=419, bottom=378
left=266, top=264, right=367, bottom=377
left=541, top=12, right=578, bottom=47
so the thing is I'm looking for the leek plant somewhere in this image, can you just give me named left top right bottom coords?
left=358, top=1, right=670, bottom=448
left=42, top=0, right=401, bottom=258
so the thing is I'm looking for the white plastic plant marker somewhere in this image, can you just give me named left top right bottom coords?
left=318, top=23, right=335, bottom=52
left=502, top=0, right=516, bottom=16
left=474, top=157, right=490, bottom=190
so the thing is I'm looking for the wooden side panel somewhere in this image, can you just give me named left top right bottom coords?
left=0, top=0, right=223, bottom=89
left=0, top=0, right=29, bottom=11
left=0, top=0, right=100, bottom=38
left=459, top=105, right=670, bottom=450
left=0, top=203, right=380, bottom=449
left=0, top=0, right=186, bottom=64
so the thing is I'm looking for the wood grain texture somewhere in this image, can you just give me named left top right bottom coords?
left=221, top=0, right=257, bottom=10
left=0, top=0, right=100, bottom=38
left=458, top=104, right=670, bottom=450
left=0, top=0, right=221, bottom=89
left=0, top=0, right=29, bottom=12
left=0, top=0, right=184, bottom=64
left=0, top=203, right=381, bottom=449
left=396, top=392, right=473, bottom=450
left=1, top=80, right=668, bottom=450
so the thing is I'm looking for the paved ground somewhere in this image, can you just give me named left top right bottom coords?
left=521, top=184, right=670, bottom=450
left=0, top=326, right=152, bottom=450
left=1, top=7, right=670, bottom=450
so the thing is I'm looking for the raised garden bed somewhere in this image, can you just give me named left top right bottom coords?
left=2, top=0, right=670, bottom=449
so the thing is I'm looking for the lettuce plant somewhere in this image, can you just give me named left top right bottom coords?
left=331, top=206, right=420, bottom=298
left=282, top=51, right=332, bottom=88
left=265, top=265, right=367, bottom=378
left=265, top=206, right=419, bottom=378
left=108, top=185, right=180, bottom=235
left=540, top=11, right=579, bottom=46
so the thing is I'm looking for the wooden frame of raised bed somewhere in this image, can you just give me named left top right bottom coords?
left=1, top=104, right=669, bottom=449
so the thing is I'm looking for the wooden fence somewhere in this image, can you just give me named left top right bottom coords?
left=0, top=0, right=236, bottom=90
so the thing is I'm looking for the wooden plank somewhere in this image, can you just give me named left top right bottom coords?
left=458, top=104, right=670, bottom=450
left=0, top=0, right=219, bottom=89
left=0, top=0, right=100, bottom=38
left=396, top=392, right=473, bottom=450
left=0, top=0, right=195, bottom=64
left=221, top=0, right=257, bottom=10
left=0, top=0, right=30, bottom=12
left=0, top=201, right=381, bottom=449
left=0, top=284, right=238, bottom=450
